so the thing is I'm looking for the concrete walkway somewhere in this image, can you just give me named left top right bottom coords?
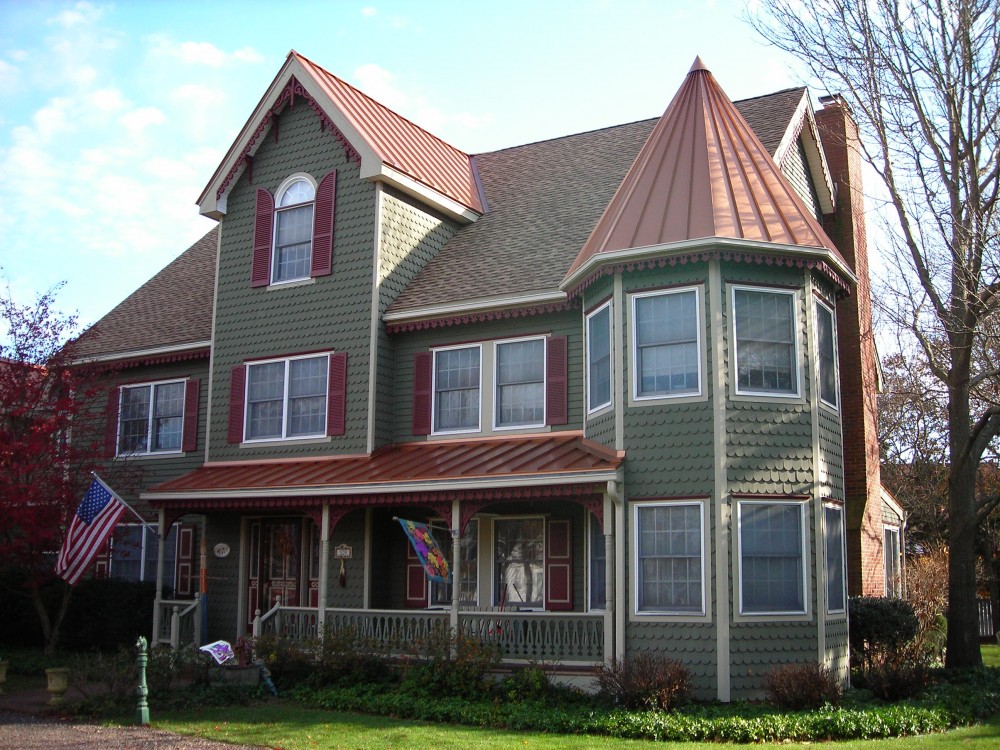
left=0, top=684, right=265, bottom=750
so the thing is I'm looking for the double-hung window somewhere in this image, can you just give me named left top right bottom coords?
left=118, top=380, right=186, bottom=455
left=272, top=176, right=316, bottom=283
left=733, top=287, right=799, bottom=396
left=433, top=345, right=482, bottom=433
left=738, top=500, right=807, bottom=614
left=815, top=300, right=838, bottom=408
left=824, top=504, right=847, bottom=613
left=884, top=526, right=902, bottom=596
left=245, top=354, right=329, bottom=440
left=494, top=517, right=545, bottom=609
left=108, top=524, right=178, bottom=589
left=495, top=338, right=545, bottom=428
left=587, top=301, right=612, bottom=412
left=634, top=501, right=705, bottom=614
left=632, top=287, right=702, bottom=399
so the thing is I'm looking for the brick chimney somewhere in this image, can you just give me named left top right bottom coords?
left=816, top=95, right=885, bottom=597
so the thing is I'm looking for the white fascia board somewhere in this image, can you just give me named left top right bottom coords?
left=363, top=163, right=479, bottom=223
left=561, top=237, right=858, bottom=292
left=774, top=93, right=835, bottom=215
left=383, top=290, right=567, bottom=324
left=72, top=340, right=213, bottom=365
left=142, top=468, right=621, bottom=502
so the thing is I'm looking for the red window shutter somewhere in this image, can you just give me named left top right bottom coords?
left=311, top=170, right=336, bottom=277
left=93, top=538, right=111, bottom=579
left=412, top=352, right=433, bottom=436
left=404, top=538, right=428, bottom=608
left=104, top=387, right=120, bottom=458
left=228, top=365, right=247, bottom=444
left=181, top=379, right=200, bottom=452
left=327, top=352, right=347, bottom=436
left=545, top=519, right=573, bottom=611
left=175, top=524, right=196, bottom=598
left=546, top=335, right=568, bottom=425
left=251, top=188, right=274, bottom=287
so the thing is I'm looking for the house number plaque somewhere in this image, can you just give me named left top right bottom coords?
left=213, top=543, right=231, bottom=559
left=334, top=544, right=352, bottom=559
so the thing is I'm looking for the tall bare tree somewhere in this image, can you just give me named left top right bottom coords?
left=752, top=0, right=1000, bottom=668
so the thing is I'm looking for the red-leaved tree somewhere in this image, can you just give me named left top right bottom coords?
left=0, top=285, right=114, bottom=652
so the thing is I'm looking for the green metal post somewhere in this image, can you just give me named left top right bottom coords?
left=135, top=635, right=150, bottom=726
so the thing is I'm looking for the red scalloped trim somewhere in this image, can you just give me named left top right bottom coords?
left=385, top=299, right=577, bottom=335
left=112, top=347, right=211, bottom=370
left=216, top=76, right=361, bottom=201
left=567, top=250, right=851, bottom=298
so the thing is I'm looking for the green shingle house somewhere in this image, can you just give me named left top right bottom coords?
left=69, top=52, right=903, bottom=700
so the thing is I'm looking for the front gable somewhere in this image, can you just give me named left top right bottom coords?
left=199, top=51, right=483, bottom=223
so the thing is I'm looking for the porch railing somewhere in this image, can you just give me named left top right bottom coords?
left=154, top=598, right=201, bottom=648
left=324, top=608, right=449, bottom=648
left=458, top=611, right=604, bottom=663
left=253, top=598, right=321, bottom=641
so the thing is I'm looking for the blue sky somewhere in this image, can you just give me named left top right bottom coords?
left=0, top=0, right=812, bottom=334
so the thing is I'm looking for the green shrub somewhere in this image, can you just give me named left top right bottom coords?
left=848, top=596, right=919, bottom=671
left=499, top=664, right=552, bottom=703
left=765, top=662, right=843, bottom=710
left=860, top=643, right=933, bottom=701
left=253, top=634, right=318, bottom=689
left=399, top=628, right=500, bottom=700
left=593, top=652, right=692, bottom=710
left=314, top=627, right=395, bottom=688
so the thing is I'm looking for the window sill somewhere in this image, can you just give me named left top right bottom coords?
left=733, top=610, right=811, bottom=623
left=629, top=391, right=707, bottom=407
left=266, top=278, right=316, bottom=291
left=819, top=399, right=840, bottom=414
left=428, top=425, right=552, bottom=440
left=586, top=402, right=614, bottom=419
left=730, top=391, right=804, bottom=405
left=240, top=436, right=332, bottom=448
left=628, top=611, right=712, bottom=624
left=116, top=451, right=186, bottom=461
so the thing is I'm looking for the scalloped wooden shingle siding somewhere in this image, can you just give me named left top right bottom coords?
left=204, top=513, right=242, bottom=641
left=209, top=100, right=376, bottom=458
left=377, top=190, right=458, bottom=446
left=780, top=138, right=822, bottom=221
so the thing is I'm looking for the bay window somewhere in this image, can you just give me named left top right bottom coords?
left=632, top=287, right=702, bottom=399
left=733, top=287, right=799, bottom=396
left=738, top=500, right=807, bottom=614
left=634, top=501, right=705, bottom=614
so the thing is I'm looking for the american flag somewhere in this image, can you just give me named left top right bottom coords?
left=55, top=478, right=127, bottom=585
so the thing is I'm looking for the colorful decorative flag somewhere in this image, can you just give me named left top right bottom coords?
left=199, top=640, right=235, bottom=665
left=55, top=477, right=127, bottom=585
left=396, top=518, right=451, bottom=583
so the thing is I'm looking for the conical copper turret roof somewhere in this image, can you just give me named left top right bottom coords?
left=564, top=58, right=844, bottom=282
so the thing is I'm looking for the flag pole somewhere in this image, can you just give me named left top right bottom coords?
left=91, top=472, right=160, bottom=539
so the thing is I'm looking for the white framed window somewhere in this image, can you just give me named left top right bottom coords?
left=588, top=513, right=607, bottom=611
left=824, top=503, right=847, bottom=613
left=732, top=286, right=800, bottom=397
left=430, top=520, right=479, bottom=607
left=632, top=287, right=702, bottom=400
left=884, top=525, right=902, bottom=597
left=118, top=379, right=186, bottom=455
left=815, top=300, right=839, bottom=408
left=494, top=517, right=545, bottom=609
left=109, top=524, right=178, bottom=588
left=433, top=345, right=482, bottom=434
left=245, top=353, right=329, bottom=441
left=272, top=174, right=316, bottom=284
left=586, top=301, right=613, bottom=413
left=738, top=500, right=807, bottom=615
left=494, top=337, right=546, bottom=429
left=633, top=501, right=705, bottom=615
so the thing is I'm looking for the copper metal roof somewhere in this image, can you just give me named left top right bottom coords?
left=294, top=52, right=484, bottom=213
left=564, top=58, right=843, bottom=280
left=147, top=433, right=621, bottom=498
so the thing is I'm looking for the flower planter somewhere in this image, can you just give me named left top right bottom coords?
left=45, top=667, right=70, bottom=706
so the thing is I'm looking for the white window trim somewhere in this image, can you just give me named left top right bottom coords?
left=431, top=343, right=484, bottom=436
left=270, top=172, right=317, bottom=286
left=491, top=515, right=546, bottom=611
left=823, top=502, right=847, bottom=615
left=731, top=285, right=802, bottom=399
left=630, top=286, right=704, bottom=402
left=884, top=524, right=902, bottom=597
left=242, top=352, right=330, bottom=443
left=736, top=499, right=809, bottom=616
left=631, top=500, right=707, bottom=617
left=492, top=335, right=547, bottom=431
left=586, top=300, right=614, bottom=414
left=815, top=299, right=840, bottom=411
left=116, top=378, right=188, bottom=457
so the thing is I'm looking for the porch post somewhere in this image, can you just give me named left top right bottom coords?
left=603, top=492, right=614, bottom=665
left=151, top=507, right=166, bottom=644
left=612, top=480, right=626, bottom=662
left=450, top=500, right=460, bottom=635
left=318, top=504, right=330, bottom=640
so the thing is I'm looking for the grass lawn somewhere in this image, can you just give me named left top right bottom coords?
left=150, top=704, right=1000, bottom=750
left=982, top=643, right=999, bottom=668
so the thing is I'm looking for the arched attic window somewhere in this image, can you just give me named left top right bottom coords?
left=272, top=174, right=316, bottom=283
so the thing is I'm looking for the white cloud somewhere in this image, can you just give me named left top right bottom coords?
left=88, top=87, right=127, bottom=113
left=0, top=60, right=18, bottom=93
left=31, top=98, right=73, bottom=140
left=47, top=1, right=106, bottom=28
left=149, top=37, right=264, bottom=68
left=119, top=106, right=166, bottom=138
left=361, top=7, right=377, bottom=17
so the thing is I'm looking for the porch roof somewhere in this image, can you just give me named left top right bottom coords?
left=144, top=432, right=623, bottom=503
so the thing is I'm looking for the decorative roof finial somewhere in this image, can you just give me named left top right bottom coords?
left=689, top=56, right=709, bottom=74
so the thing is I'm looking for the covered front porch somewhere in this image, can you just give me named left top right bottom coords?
left=145, top=433, right=624, bottom=667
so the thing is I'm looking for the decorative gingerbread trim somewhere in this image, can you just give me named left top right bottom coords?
left=385, top=299, right=577, bottom=335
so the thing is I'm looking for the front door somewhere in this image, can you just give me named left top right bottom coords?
left=262, top=519, right=301, bottom=608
